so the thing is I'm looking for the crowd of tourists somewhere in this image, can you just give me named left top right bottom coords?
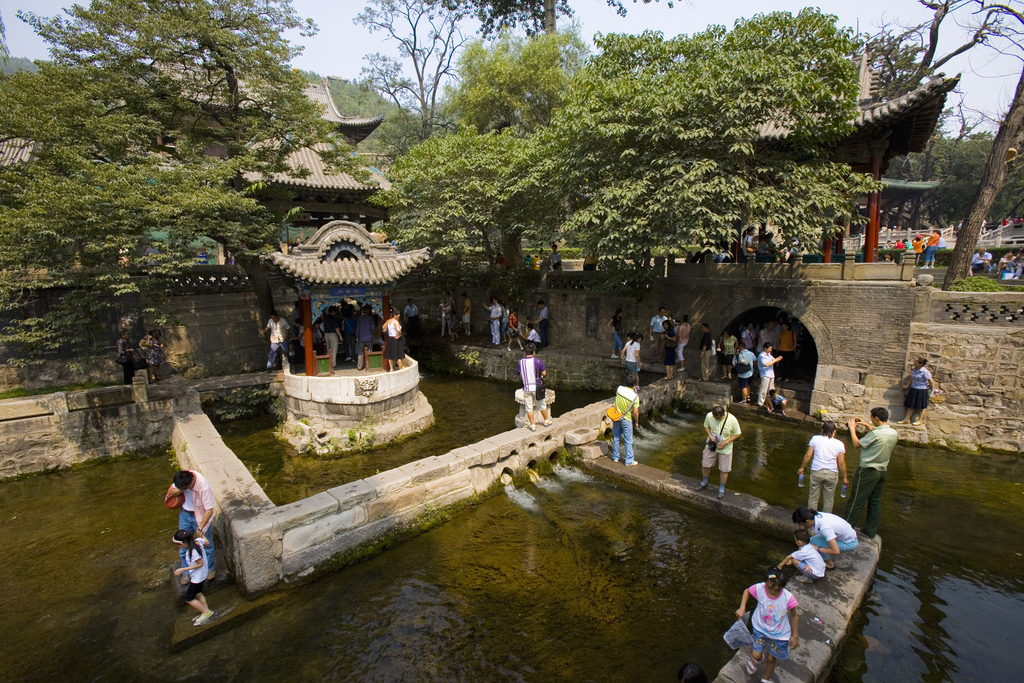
left=264, top=298, right=417, bottom=374
left=435, top=294, right=549, bottom=349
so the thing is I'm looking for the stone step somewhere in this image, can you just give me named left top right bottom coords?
left=170, top=589, right=284, bottom=652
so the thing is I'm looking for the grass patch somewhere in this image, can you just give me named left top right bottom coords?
left=0, top=381, right=119, bottom=400
left=948, top=277, right=1006, bottom=292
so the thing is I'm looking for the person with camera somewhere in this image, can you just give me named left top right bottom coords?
left=696, top=405, right=742, bottom=499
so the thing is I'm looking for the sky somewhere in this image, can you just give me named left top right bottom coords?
left=4, top=0, right=1023, bottom=128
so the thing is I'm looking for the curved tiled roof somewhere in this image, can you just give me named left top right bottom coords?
left=258, top=143, right=391, bottom=192
left=304, top=81, right=385, bottom=144
left=269, top=248, right=430, bottom=285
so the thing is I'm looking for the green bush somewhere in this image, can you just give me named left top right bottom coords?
left=948, top=277, right=1006, bottom=292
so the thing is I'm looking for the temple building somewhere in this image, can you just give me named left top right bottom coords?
left=255, top=80, right=391, bottom=246
left=268, top=220, right=433, bottom=453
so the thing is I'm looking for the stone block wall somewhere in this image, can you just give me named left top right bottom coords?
left=0, top=389, right=200, bottom=479
left=175, top=377, right=687, bottom=595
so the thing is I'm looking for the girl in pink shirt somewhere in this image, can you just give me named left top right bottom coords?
left=736, top=567, right=799, bottom=681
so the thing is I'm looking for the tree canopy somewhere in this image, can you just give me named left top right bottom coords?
left=0, top=0, right=352, bottom=360
left=446, top=28, right=587, bottom=134
left=543, top=10, right=878, bottom=289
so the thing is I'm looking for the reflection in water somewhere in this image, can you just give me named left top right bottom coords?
left=633, top=409, right=1024, bottom=683
left=0, top=458, right=784, bottom=682
left=216, top=373, right=606, bottom=504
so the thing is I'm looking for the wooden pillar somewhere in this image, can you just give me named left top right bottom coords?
left=865, top=154, right=882, bottom=263
left=301, top=294, right=315, bottom=376
left=731, top=222, right=741, bottom=262
left=382, top=292, right=391, bottom=320
left=822, top=236, right=833, bottom=263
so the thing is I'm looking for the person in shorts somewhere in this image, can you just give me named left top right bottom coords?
left=516, top=344, right=550, bottom=431
left=695, top=405, right=741, bottom=499
left=173, top=529, right=214, bottom=626
left=778, top=528, right=826, bottom=583
left=736, top=567, right=799, bottom=682
left=733, top=346, right=757, bottom=404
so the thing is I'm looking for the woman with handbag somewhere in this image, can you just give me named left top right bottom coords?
left=115, top=330, right=137, bottom=385
left=383, top=309, right=405, bottom=372
left=145, top=329, right=165, bottom=383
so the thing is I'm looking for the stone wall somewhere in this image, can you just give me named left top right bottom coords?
left=0, top=386, right=200, bottom=479
left=174, top=377, right=687, bottom=595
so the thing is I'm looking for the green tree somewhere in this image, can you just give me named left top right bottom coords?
left=355, top=0, right=466, bottom=143
left=544, top=10, right=878, bottom=291
left=446, top=28, right=587, bottom=134
left=453, top=0, right=672, bottom=37
left=0, top=0, right=353, bottom=360
left=374, top=128, right=559, bottom=283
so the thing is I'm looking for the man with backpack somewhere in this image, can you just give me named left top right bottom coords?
left=733, top=345, right=757, bottom=404
left=516, top=344, right=551, bottom=431
left=609, top=374, right=641, bottom=466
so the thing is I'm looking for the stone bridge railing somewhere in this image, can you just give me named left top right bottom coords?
left=173, top=378, right=687, bottom=596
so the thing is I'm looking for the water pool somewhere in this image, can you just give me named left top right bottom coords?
left=630, top=410, right=1024, bottom=683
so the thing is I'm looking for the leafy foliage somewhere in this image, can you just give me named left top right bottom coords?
left=0, top=0, right=353, bottom=361
left=544, top=10, right=878, bottom=291
left=446, top=28, right=587, bottom=134
left=453, top=0, right=673, bottom=37
left=374, top=128, right=561, bottom=284
left=948, top=276, right=1006, bottom=292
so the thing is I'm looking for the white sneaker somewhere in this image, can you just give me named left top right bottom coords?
left=610, top=353, right=618, bottom=358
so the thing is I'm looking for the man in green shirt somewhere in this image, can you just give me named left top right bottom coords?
left=844, top=407, right=899, bottom=539
left=696, top=405, right=742, bottom=499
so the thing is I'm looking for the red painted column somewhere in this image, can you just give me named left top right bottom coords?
left=302, top=294, right=315, bottom=376
left=823, top=236, right=833, bottom=263
left=382, top=292, right=390, bottom=320
left=865, top=154, right=882, bottom=263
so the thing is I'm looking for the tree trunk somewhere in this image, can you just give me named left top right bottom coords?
left=237, top=254, right=276, bottom=324
left=944, top=65, right=1024, bottom=289
left=544, top=0, right=556, bottom=35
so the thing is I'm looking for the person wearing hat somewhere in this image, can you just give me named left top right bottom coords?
left=911, top=234, right=925, bottom=265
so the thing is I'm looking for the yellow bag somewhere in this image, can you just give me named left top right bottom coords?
left=606, top=405, right=624, bottom=422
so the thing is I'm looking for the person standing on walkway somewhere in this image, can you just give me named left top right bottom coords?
left=354, top=305, right=375, bottom=370
left=696, top=405, right=741, bottom=499
left=342, top=310, right=356, bottom=362
left=322, top=306, right=341, bottom=368
left=649, top=306, right=668, bottom=362
left=733, top=345, right=757, bottom=404
left=922, top=230, right=941, bottom=269
left=662, top=320, right=678, bottom=380
left=622, top=331, right=642, bottom=378
left=699, top=323, right=714, bottom=381
left=537, top=300, right=549, bottom=347
left=548, top=243, right=562, bottom=270
left=797, top=421, right=847, bottom=514
left=462, top=293, right=473, bottom=336
left=757, top=343, right=782, bottom=408
left=516, top=343, right=550, bottom=431
left=608, top=308, right=624, bottom=359
left=676, top=315, right=691, bottom=371
left=507, top=308, right=522, bottom=351
left=844, top=408, right=898, bottom=539
left=609, top=374, right=640, bottom=465
left=488, top=297, right=503, bottom=346
left=167, top=469, right=216, bottom=584
left=775, top=322, right=796, bottom=382
left=383, top=309, right=405, bottom=372
left=897, top=358, right=936, bottom=426
left=403, top=299, right=420, bottom=339
left=719, top=329, right=738, bottom=380
left=911, top=234, right=924, bottom=264
left=742, top=322, right=757, bottom=352
left=115, top=330, right=138, bottom=385
left=265, top=310, right=287, bottom=370
left=146, top=330, right=165, bottom=382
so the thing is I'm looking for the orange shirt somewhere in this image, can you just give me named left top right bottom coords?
left=912, top=238, right=924, bottom=253
left=777, top=330, right=796, bottom=352
left=926, top=233, right=941, bottom=247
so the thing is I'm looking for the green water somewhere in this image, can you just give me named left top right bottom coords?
left=217, top=373, right=607, bottom=504
left=0, top=458, right=783, bottom=682
left=631, top=411, right=1024, bottom=683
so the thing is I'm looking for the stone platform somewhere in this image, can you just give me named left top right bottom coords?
left=576, top=450, right=880, bottom=683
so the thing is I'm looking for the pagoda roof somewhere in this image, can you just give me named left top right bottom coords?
left=303, top=81, right=384, bottom=144
left=268, top=220, right=429, bottom=286
left=252, top=143, right=391, bottom=193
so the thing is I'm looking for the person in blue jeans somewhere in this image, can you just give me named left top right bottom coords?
left=265, top=310, right=287, bottom=370
left=610, top=375, right=640, bottom=465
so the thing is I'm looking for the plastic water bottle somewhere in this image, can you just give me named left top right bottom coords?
left=841, top=484, right=848, bottom=498
left=798, top=472, right=805, bottom=488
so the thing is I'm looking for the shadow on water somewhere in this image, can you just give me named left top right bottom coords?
left=216, top=373, right=607, bottom=504
left=0, top=455, right=784, bottom=682
left=632, top=409, right=1024, bottom=683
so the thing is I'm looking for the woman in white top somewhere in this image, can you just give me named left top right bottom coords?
left=796, top=421, right=848, bottom=514
left=792, top=506, right=858, bottom=570
left=382, top=309, right=405, bottom=371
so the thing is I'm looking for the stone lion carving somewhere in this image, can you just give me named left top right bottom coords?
left=354, top=378, right=379, bottom=397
